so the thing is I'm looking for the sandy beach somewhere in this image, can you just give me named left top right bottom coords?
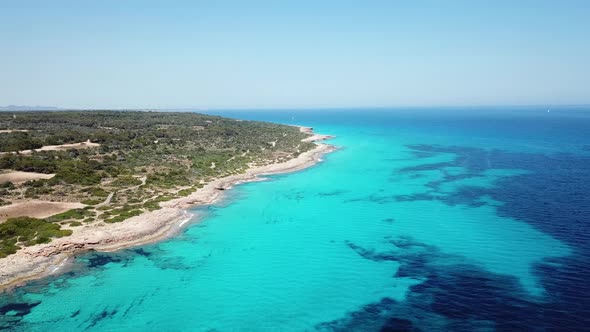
left=0, top=127, right=335, bottom=291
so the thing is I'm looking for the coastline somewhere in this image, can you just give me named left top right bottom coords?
left=0, top=127, right=335, bottom=292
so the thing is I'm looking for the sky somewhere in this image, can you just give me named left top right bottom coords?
left=0, top=0, right=589, bottom=109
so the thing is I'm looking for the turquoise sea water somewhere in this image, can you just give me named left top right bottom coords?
left=2, top=108, right=590, bottom=331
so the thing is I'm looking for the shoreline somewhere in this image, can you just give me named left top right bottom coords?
left=0, top=127, right=336, bottom=292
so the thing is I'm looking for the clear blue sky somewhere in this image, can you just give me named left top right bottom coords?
left=1, top=0, right=589, bottom=109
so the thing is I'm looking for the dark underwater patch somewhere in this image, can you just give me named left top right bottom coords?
left=318, top=190, right=348, bottom=197
left=284, top=190, right=305, bottom=201
left=345, top=238, right=436, bottom=281
left=410, top=150, right=437, bottom=159
left=152, top=257, right=192, bottom=270
left=344, top=193, right=400, bottom=204
left=0, top=301, right=41, bottom=331
left=356, top=143, right=590, bottom=330
left=121, top=295, right=148, bottom=317
left=399, top=162, right=455, bottom=173
left=316, top=297, right=401, bottom=331
left=379, top=318, right=417, bottom=332
left=400, top=144, right=590, bottom=250
left=394, top=193, right=435, bottom=202
left=132, top=248, right=152, bottom=257
left=328, top=238, right=590, bottom=331
left=0, top=301, right=40, bottom=317
left=424, top=173, right=483, bottom=191
left=84, top=308, right=118, bottom=330
left=85, top=253, right=123, bottom=268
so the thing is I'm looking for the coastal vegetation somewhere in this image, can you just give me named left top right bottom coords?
left=0, top=217, right=72, bottom=257
left=0, top=111, right=314, bottom=256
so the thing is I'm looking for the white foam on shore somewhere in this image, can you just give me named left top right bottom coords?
left=178, top=213, right=193, bottom=228
left=50, top=257, right=69, bottom=274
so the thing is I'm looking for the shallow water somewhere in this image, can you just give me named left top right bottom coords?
left=2, top=107, right=590, bottom=331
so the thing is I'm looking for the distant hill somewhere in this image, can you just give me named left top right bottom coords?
left=0, top=105, right=63, bottom=111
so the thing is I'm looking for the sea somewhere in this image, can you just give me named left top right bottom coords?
left=1, top=107, right=589, bottom=331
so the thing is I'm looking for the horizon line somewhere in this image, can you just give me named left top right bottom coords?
left=1, top=104, right=590, bottom=112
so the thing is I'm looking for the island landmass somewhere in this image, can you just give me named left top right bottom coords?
left=0, top=111, right=334, bottom=290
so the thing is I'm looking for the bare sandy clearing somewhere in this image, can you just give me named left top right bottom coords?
left=32, top=140, right=100, bottom=152
left=0, top=201, right=85, bottom=222
left=0, top=140, right=100, bottom=155
left=0, top=171, right=55, bottom=184
left=0, top=129, right=29, bottom=133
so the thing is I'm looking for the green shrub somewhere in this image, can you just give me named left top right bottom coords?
left=0, top=181, right=15, bottom=189
left=24, top=186, right=52, bottom=197
left=177, top=188, right=193, bottom=197
left=81, top=187, right=108, bottom=197
left=46, top=209, right=94, bottom=222
left=143, top=200, right=161, bottom=211
left=0, top=217, right=73, bottom=257
left=81, top=199, right=103, bottom=205
left=104, top=209, right=142, bottom=223
left=111, top=176, right=142, bottom=187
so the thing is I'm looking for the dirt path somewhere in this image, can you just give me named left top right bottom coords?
left=96, top=192, right=115, bottom=208
left=0, top=140, right=100, bottom=155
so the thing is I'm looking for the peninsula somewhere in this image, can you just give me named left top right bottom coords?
left=0, top=111, right=334, bottom=289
